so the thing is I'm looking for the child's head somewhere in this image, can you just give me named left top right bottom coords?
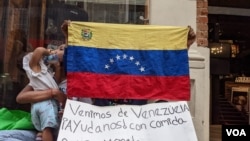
left=56, top=44, right=67, bottom=75
left=54, top=44, right=66, bottom=63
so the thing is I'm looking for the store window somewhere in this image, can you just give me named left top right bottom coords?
left=0, top=0, right=149, bottom=110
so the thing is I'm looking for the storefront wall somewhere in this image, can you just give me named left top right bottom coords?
left=150, top=0, right=196, bottom=31
left=150, top=1, right=209, bottom=141
left=0, top=0, right=151, bottom=110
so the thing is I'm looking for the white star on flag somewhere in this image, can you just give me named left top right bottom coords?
left=116, top=55, right=121, bottom=60
left=140, top=66, right=145, bottom=72
left=123, top=54, right=127, bottom=59
left=129, top=56, right=134, bottom=61
left=135, top=61, right=140, bottom=66
left=105, top=64, right=110, bottom=69
left=109, top=58, right=114, bottom=64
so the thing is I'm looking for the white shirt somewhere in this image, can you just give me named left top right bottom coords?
left=23, top=53, right=58, bottom=90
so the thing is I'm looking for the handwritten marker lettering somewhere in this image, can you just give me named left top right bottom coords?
left=130, top=104, right=189, bottom=119
left=57, top=100, right=198, bottom=141
left=104, top=135, right=138, bottom=141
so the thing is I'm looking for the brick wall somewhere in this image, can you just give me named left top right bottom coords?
left=197, top=0, right=208, bottom=47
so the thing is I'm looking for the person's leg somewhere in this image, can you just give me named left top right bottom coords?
left=39, top=100, right=59, bottom=140
left=42, top=127, right=54, bottom=141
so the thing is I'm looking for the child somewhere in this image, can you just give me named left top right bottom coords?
left=22, top=44, right=66, bottom=141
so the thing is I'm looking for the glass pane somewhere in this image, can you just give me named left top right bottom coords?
left=0, top=0, right=149, bottom=110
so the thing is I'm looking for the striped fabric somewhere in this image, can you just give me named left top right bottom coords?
left=67, top=22, right=190, bottom=100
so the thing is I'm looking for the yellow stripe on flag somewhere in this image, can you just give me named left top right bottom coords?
left=68, top=22, right=188, bottom=50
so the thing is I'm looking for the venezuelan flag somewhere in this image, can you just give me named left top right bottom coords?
left=67, top=22, right=190, bottom=100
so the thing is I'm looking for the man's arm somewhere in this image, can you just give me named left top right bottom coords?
left=61, top=20, right=71, bottom=44
left=16, top=84, right=66, bottom=104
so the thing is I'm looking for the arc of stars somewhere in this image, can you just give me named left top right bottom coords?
left=104, top=53, right=146, bottom=72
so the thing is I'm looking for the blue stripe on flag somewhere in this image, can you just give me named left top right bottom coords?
left=66, top=46, right=189, bottom=76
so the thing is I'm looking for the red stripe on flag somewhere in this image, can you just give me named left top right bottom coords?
left=67, top=72, right=190, bottom=100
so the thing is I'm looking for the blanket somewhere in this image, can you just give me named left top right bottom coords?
left=0, top=108, right=34, bottom=130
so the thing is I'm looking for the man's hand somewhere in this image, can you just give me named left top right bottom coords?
left=61, top=20, right=71, bottom=37
left=187, top=26, right=196, bottom=48
left=51, top=88, right=67, bottom=106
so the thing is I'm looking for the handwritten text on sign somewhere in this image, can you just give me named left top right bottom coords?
left=57, top=99, right=197, bottom=141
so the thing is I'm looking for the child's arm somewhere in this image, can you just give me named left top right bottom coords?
left=29, top=47, right=51, bottom=73
left=30, top=47, right=62, bottom=84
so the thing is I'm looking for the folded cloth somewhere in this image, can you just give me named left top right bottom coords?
left=0, top=108, right=35, bottom=130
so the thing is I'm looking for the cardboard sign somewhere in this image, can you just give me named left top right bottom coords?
left=57, top=99, right=197, bottom=141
